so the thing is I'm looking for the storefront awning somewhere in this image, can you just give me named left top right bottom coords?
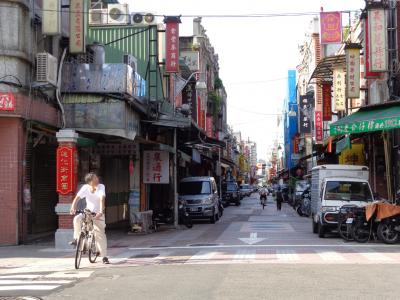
left=330, top=103, right=400, bottom=136
left=309, top=55, right=345, bottom=83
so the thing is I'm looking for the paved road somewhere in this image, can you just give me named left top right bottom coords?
left=3, top=194, right=400, bottom=299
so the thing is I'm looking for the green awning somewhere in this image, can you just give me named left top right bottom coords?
left=330, top=104, right=400, bottom=136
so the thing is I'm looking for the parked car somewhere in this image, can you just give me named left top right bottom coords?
left=221, top=181, right=240, bottom=206
left=240, top=184, right=253, bottom=197
left=179, top=177, right=220, bottom=224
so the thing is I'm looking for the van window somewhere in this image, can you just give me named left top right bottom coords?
left=324, top=181, right=373, bottom=202
left=180, top=181, right=211, bottom=195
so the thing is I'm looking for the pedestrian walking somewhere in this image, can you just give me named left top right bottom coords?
left=276, top=187, right=283, bottom=211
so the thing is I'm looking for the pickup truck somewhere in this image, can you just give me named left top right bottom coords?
left=310, top=165, right=374, bottom=238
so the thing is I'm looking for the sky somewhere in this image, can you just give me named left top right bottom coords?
left=121, top=0, right=364, bottom=160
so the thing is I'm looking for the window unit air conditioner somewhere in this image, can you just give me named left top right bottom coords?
left=123, top=54, right=137, bottom=72
left=369, top=80, right=389, bottom=105
left=107, top=4, right=129, bottom=25
left=36, top=52, right=58, bottom=86
left=131, top=12, right=156, bottom=26
left=89, top=9, right=108, bottom=25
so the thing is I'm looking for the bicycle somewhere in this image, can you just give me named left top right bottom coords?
left=74, top=209, right=99, bottom=269
left=337, top=205, right=357, bottom=241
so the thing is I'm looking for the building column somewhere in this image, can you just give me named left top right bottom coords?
left=54, top=129, right=78, bottom=249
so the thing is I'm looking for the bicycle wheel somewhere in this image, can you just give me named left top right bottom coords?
left=75, top=233, right=85, bottom=269
left=352, top=222, right=370, bottom=243
left=338, top=219, right=353, bottom=241
left=88, top=234, right=99, bottom=263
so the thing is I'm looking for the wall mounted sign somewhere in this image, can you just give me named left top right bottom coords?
left=0, top=92, right=15, bottom=111
left=180, top=51, right=200, bottom=71
left=42, top=0, right=61, bottom=35
left=315, top=111, right=323, bottom=143
left=299, top=95, right=313, bottom=134
left=56, top=146, right=76, bottom=195
left=346, top=45, right=361, bottom=98
left=368, top=8, right=388, bottom=72
left=165, top=19, right=180, bottom=73
left=143, top=151, right=169, bottom=184
left=333, top=67, right=346, bottom=111
left=70, top=0, right=85, bottom=53
left=322, top=84, right=332, bottom=121
left=320, top=12, right=342, bottom=44
left=364, top=15, right=381, bottom=77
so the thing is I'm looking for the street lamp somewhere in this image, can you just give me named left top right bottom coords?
left=195, top=80, right=207, bottom=91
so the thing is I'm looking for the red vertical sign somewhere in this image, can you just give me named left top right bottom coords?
left=56, top=146, right=76, bottom=195
left=0, top=92, right=15, bottom=111
left=322, top=84, right=332, bottom=121
left=165, top=21, right=180, bottom=73
left=320, top=12, right=342, bottom=44
left=315, top=111, right=323, bottom=143
left=206, top=115, right=213, bottom=137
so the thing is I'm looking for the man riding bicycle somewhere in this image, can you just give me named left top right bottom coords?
left=69, top=172, right=109, bottom=264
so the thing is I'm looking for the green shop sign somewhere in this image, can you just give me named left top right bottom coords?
left=330, top=116, right=400, bottom=136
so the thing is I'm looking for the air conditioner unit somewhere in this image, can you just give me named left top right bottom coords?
left=123, top=54, right=137, bottom=72
left=36, top=52, right=58, bottom=86
left=89, top=9, right=108, bottom=25
left=369, top=80, right=389, bottom=105
left=107, top=4, right=129, bottom=25
left=131, top=12, right=157, bottom=26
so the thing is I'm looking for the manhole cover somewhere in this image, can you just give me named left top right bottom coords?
left=130, top=254, right=159, bottom=258
left=189, top=243, right=220, bottom=247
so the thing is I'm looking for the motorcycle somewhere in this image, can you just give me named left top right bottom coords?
left=296, top=190, right=311, bottom=217
left=152, top=207, right=174, bottom=232
left=351, top=206, right=379, bottom=243
left=259, top=189, right=267, bottom=209
left=179, top=202, right=193, bottom=229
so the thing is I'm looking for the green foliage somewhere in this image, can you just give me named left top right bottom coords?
left=208, top=91, right=222, bottom=120
left=214, top=77, right=223, bottom=89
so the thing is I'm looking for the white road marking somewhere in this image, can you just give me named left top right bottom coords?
left=360, top=252, right=393, bottom=262
left=316, top=251, right=346, bottom=262
left=0, top=279, right=71, bottom=284
left=234, top=249, right=256, bottom=260
left=0, top=274, right=41, bottom=279
left=0, top=285, right=61, bottom=291
left=188, top=251, right=217, bottom=261
left=276, top=250, right=300, bottom=261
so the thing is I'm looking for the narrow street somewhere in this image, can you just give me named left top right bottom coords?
left=2, top=194, right=400, bottom=299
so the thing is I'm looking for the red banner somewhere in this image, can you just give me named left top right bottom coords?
left=56, top=146, right=76, bottom=195
left=0, top=92, right=15, bottom=111
left=165, top=21, right=179, bottom=73
left=322, top=84, right=332, bottom=121
left=320, top=12, right=342, bottom=44
left=206, top=115, right=213, bottom=137
left=315, top=111, right=323, bottom=143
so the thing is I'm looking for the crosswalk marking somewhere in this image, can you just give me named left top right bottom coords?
left=276, top=249, right=300, bottom=261
left=316, top=251, right=346, bottom=262
left=234, top=249, right=256, bottom=261
left=0, top=285, right=61, bottom=291
left=0, top=279, right=72, bottom=284
left=188, top=250, right=217, bottom=261
left=360, top=252, right=393, bottom=262
left=0, top=274, right=41, bottom=279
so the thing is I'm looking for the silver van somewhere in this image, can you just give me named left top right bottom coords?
left=179, top=177, right=220, bottom=224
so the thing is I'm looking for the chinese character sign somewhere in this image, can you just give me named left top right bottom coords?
left=315, top=111, right=323, bottom=143
left=322, top=84, right=332, bottom=121
left=368, top=9, right=388, bottom=72
left=320, top=12, right=342, bottom=44
left=299, top=95, right=312, bottom=134
left=56, top=146, right=76, bottom=195
left=364, top=15, right=380, bottom=77
left=0, top=92, right=15, bottom=111
left=333, top=67, right=346, bottom=112
left=70, top=0, right=85, bottom=54
left=346, top=47, right=361, bottom=98
left=143, top=151, right=170, bottom=184
left=165, top=21, right=180, bottom=73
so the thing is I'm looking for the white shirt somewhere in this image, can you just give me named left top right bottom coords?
left=77, top=184, right=106, bottom=214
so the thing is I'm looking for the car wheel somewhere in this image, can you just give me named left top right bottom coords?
left=318, top=222, right=325, bottom=238
left=235, top=201, right=240, bottom=206
left=210, top=210, right=216, bottom=224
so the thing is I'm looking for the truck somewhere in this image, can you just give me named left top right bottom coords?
left=310, top=165, right=374, bottom=238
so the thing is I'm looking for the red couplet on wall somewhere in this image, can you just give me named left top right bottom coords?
left=322, top=83, right=332, bottom=121
left=315, top=111, right=323, bottom=143
left=0, top=92, right=15, bottom=111
left=56, top=146, right=76, bottom=195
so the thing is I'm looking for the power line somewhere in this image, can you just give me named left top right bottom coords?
left=0, top=5, right=359, bottom=19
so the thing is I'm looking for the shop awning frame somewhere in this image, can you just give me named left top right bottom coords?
left=330, top=102, right=400, bottom=136
left=309, top=55, right=345, bottom=83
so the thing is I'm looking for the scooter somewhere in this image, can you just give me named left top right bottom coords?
left=259, top=190, right=267, bottom=209
left=179, top=202, right=193, bottom=228
left=152, top=207, right=174, bottom=232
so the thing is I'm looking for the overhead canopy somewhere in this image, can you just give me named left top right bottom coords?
left=330, top=103, right=400, bottom=136
left=310, top=55, right=345, bottom=83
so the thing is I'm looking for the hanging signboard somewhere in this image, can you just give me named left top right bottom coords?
left=42, top=0, right=61, bottom=35
left=70, top=0, right=86, bottom=54
left=0, top=92, right=15, bottom=111
left=56, top=146, right=76, bottom=195
left=333, top=67, right=346, bottom=111
left=143, top=151, right=170, bottom=184
left=206, top=115, right=213, bottom=137
left=364, top=15, right=381, bottom=78
left=315, top=111, right=323, bottom=143
left=346, top=46, right=361, bottom=98
left=322, top=84, right=332, bottom=121
left=320, top=12, right=342, bottom=44
left=368, top=9, right=388, bottom=72
left=165, top=18, right=180, bottom=73
left=180, top=51, right=200, bottom=71
left=299, top=95, right=312, bottom=134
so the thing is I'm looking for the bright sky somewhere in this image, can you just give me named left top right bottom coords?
left=121, top=0, right=364, bottom=160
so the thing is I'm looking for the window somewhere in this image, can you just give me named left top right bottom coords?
left=324, top=181, right=373, bottom=202
left=179, top=181, right=211, bottom=195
